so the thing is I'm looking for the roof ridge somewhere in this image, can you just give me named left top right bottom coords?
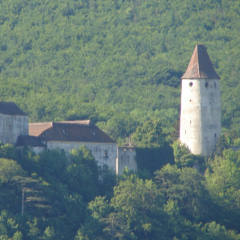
left=30, top=121, right=53, bottom=125
left=56, top=120, right=91, bottom=125
left=29, top=121, right=115, bottom=143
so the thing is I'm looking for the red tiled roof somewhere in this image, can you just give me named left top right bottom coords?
left=29, top=121, right=115, bottom=143
left=29, top=122, right=53, bottom=136
left=0, top=102, right=27, bottom=116
left=182, top=44, right=220, bottom=79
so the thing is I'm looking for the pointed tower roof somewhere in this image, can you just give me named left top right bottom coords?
left=182, top=44, right=220, bottom=79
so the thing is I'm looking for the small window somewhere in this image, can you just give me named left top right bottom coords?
left=189, top=82, right=193, bottom=87
left=214, top=82, right=217, bottom=88
left=205, top=82, right=208, bottom=88
left=189, top=99, right=192, bottom=102
left=104, top=150, right=108, bottom=159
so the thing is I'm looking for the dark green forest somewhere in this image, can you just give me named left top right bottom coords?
left=0, top=0, right=240, bottom=143
left=1, top=0, right=240, bottom=239
left=1, top=139, right=240, bottom=239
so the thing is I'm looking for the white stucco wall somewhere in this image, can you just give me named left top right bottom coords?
left=46, top=141, right=117, bottom=172
left=32, top=146, right=46, bottom=154
left=0, top=113, right=28, bottom=144
left=116, top=147, right=137, bottom=175
left=180, top=78, right=221, bottom=156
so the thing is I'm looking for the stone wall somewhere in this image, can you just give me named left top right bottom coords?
left=0, top=113, right=28, bottom=144
left=180, top=78, right=221, bottom=156
left=46, top=141, right=117, bottom=172
left=32, top=146, right=46, bottom=154
left=116, top=147, right=137, bottom=175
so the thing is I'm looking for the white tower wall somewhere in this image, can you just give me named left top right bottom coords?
left=180, top=78, right=221, bottom=156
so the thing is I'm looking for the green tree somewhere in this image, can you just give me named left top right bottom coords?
left=199, top=221, right=240, bottom=240
left=0, top=158, right=25, bottom=184
left=205, top=149, right=240, bottom=229
left=66, top=147, right=99, bottom=201
left=155, top=165, right=214, bottom=223
left=87, top=175, right=169, bottom=240
left=132, top=120, right=166, bottom=148
left=0, top=144, right=17, bottom=160
left=172, top=140, right=205, bottom=170
left=0, top=210, right=21, bottom=239
left=37, top=149, right=68, bottom=183
left=42, top=226, right=55, bottom=240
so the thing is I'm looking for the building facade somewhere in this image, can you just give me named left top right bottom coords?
left=29, top=121, right=118, bottom=172
left=0, top=102, right=28, bottom=144
left=116, top=146, right=137, bottom=175
left=180, top=45, right=221, bottom=156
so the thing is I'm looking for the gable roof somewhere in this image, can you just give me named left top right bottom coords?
left=0, top=102, right=27, bottom=116
left=182, top=44, right=220, bottom=79
left=29, top=122, right=53, bottom=136
left=29, top=120, right=115, bottom=143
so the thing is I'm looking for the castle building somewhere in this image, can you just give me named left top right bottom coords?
left=180, top=44, right=221, bottom=156
left=116, top=145, right=137, bottom=175
left=13, top=115, right=138, bottom=174
left=28, top=120, right=118, bottom=171
left=0, top=102, right=28, bottom=144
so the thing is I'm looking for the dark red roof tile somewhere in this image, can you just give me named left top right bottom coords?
left=29, top=121, right=115, bottom=143
left=182, top=44, right=220, bottom=79
left=29, top=122, right=53, bottom=136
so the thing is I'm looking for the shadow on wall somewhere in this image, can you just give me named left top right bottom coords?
left=136, top=144, right=174, bottom=177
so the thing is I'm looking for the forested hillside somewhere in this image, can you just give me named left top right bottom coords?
left=1, top=1, right=240, bottom=239
left=1, top=141, right=240, bottom=239
left=0, top=0, right=240, bottom=143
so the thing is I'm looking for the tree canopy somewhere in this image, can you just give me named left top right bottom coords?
left=0, top=0, right=239, bottom=143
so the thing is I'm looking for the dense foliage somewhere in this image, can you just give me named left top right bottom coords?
left=1, top=0, right=240, bottom=239
left=0, top=145, right=116, bottom=239
left=1, top=142, right=240, bottom=239
left=0, top=0, right=240, bottom=143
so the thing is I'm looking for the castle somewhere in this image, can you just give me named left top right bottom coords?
left=0, top=103, right=136, bottom=175
left=180, top=44, right=221, bottom=156
left=0, top=44, right=220, bottom=172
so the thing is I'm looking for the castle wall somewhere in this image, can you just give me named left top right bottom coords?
left=0, top=113, right=28, bottom=144
left=46, top=141, right=117, bottom=172
left=116, top=147, right=137, bottom=175
left=180, top=79, right=221, bottom=156
left=32, top=146, right=46, bottom=154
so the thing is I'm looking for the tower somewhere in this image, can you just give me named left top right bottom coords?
left=180, top=44, right=221, bottom=156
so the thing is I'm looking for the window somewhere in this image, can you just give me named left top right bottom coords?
left=205, top=82, right=208, bottom=88
left=189, top=82, right=193, bottom=87
left=104, top=150, right=108, bottom=159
